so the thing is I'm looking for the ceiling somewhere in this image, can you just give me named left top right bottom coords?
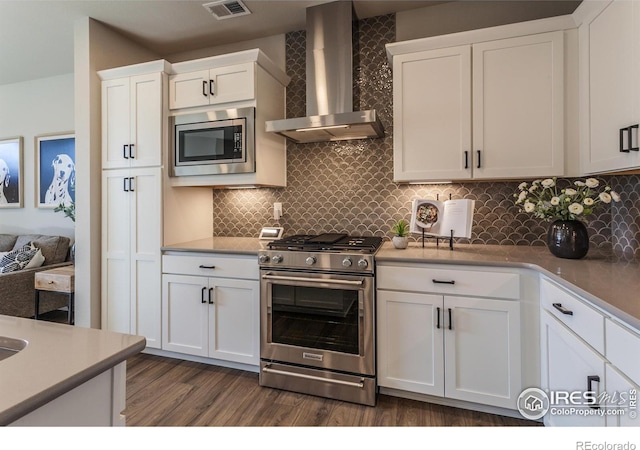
left=0, top=0, right=452, bottom=86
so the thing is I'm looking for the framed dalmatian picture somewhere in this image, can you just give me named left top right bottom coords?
left=0, top=136, right=24, bottom=208
left=35, top=132, right=75, bottom=209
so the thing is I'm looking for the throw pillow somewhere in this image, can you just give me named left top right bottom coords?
left=0, top=245, right=41, bottom=273
left=25, top=248, right=45, bottom=269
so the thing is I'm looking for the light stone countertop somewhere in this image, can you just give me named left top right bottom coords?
left=162, top=237, right=640, bottom=330
left=162, top=237, right=268, bottom=255
left=377, top=242, right=640, bottom=330
left=0, top=316, right=145, bottom=425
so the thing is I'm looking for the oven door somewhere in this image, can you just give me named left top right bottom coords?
left=260, top=269, right=374, bottom=376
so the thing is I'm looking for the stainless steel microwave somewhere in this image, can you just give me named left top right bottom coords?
left=171, top=107, right=255, bottom=177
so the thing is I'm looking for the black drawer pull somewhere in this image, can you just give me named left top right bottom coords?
left=202, top=80, right=208, bottom=97
left=432, top=279, right=455, bottom=285
left=199, top=265, right=216, bottom=269
left=630, top=124, right=639, bottom=151
left=477, top=150, right=481, bottom=168
left=208, top=287, right=214, bottom=304
left=436, top=307, right=441, bottom=329
left=464, top=151, right=469, bottom=169
left=552, top=303, right=573, bottom=315
left=448, top=308, right=453, bottom=330
left=201, top=287, right=207, bottom=303
left=587, top=375, right=601, bottom=409
left=123, top=144, right=130, bottom=158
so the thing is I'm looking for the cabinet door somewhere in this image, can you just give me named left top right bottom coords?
left=377, top=290, right=444, bottom=396
left=605, top=364, right=640, bottom=427
left=130, top=167, right=162, bottom=349
left=541, top=311, right=606, bottom=426
left=102, top=78, right=131, bottom=169
left=473, top=31, right=564, bottom=179
left=162, top=274, right=209, bottom=357
left=130, top=73, right=163, bottom=168
left=583, top=0, right=640, bottom=173
left=393, top=46, right=472, bottom=182
left=208, top=278, right=260, bottom=365
left=169, top=70, right=210, bottom=110
left=101, top=169, right=132, bottom=334
left=443, top=296, right=521, bottom=409
left=209, top=62, right=255, bottom=105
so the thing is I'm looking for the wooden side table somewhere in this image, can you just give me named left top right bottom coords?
left=34, top=265, right=75, bottom=325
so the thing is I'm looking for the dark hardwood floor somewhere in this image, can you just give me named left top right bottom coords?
left=124, top=353, right=540, bottom=427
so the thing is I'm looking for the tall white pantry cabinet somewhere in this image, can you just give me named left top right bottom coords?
left=99, top=61, right=169, bottom=349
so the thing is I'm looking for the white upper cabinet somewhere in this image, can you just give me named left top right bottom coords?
left=392, top=46, right=472, bottom=181
left=472, top=32, right=564, bottom=179
left=101, top=71, right=164, bottom=169
left=388, top=23, right=567, bottom=182
left=578, top=0, right=640, bottom=173
left=169, top=62, right=255, bottom=110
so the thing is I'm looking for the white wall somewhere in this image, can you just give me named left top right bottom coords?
left=0, top=73, right=75, bottom=239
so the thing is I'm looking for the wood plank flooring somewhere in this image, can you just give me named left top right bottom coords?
left=124, top=353, right=540, bottom=427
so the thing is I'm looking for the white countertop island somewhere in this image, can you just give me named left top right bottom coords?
left=0, top=315, right=145, bottom=426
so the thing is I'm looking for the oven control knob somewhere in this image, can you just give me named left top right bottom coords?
left=357, top=259, right=369, bottom=269
left=258, top=254, right=270, bottom=264
left=305, top=256, right=317, bottom=266
left=272, top=255, right=283, bottom=264
left=342, top=258, right=353, bottom=267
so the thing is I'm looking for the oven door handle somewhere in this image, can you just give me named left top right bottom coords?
left=261, top=274, right=364, bottom=286
left=262, top=365, right=365, bottom=388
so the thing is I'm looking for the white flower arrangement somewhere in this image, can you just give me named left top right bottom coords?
left=514, top=177, right=620, bottom=222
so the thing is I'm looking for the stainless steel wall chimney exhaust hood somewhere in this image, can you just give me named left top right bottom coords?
left=265, top=1, right=385, bottom=144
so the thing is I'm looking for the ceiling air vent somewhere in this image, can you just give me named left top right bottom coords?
left=203, top=0, right=251, bottom=20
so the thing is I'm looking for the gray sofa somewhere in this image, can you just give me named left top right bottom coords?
left=0, top=234, right=72, bottom=318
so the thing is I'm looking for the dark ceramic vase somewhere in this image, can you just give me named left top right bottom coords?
left=546, top=220, right=589, bottom=259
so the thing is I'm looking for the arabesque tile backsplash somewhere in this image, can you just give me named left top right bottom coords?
left=212, top=14, right=640, bottom=260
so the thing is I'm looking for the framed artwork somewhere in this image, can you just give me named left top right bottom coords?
left=35, top=132, right=75, bottom=209
left=0, top=136, right=24, bottom=208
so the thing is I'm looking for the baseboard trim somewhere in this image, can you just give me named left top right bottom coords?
left=141, top=348, right=259, bottom=373
left=378, top=387, right=541, bottom=423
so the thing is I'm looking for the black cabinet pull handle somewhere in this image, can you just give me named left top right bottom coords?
left=448, top=308, right=453, bottom=330
left=202, top=80, right=208, bottom=97
left=199, top=265, right=216, bottom=269
left=129, top=143, right=135, bottom=158
left=587, top=375, right=601, bottom=409
left=433, top=279, right=455, bottom=285
left=123, top=144, right=129, bottom=159
left=201, top=287, right=207, bottom=303
left=630, top=124, right=639, bottom=151
left=209, top=79, right=215, bottom=96
left=123, top=177, right=128, bottom=192
left=209, top=287, right=214, bottom=304
left=552, top=303, right=573, bottom=315
left=436, top=306, right=441, bottom=329
left=464, top=151, right=469, bottom=169
left=620, top=128, right=627, bottom=152
left=477, top=150, right=481, bottom=168
left=129, top=177, right=135, bottom=192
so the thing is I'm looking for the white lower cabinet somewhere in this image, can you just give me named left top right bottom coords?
left=161, top=254, right=259, bottom=366
left=605, top=364, right=640, bottom=427
left=377, top=264, right=522, bottom=410
left=540, top=310, right=606, bottom=427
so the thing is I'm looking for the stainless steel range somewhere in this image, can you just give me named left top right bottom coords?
left=258, top=233, right=383, bottom=406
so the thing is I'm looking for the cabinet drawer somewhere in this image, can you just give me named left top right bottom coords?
left=540, top=278, right=605, bottom=355
left=34, top=267, right=75, bottom=293
left=377, top=264, right=520, bottom=299
left=606, top=318, right=640, bottom=386
left=162, top=254, right=258, bottom=280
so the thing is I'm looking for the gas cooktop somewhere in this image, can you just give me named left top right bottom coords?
left=266, top=233, right=384, bottom=254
